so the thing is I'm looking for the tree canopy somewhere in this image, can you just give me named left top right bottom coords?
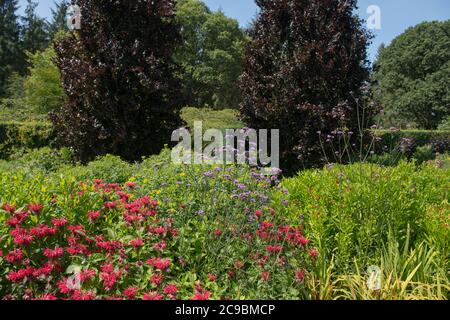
left=240, top=0, right=372, bottom=173
left=175, top=0, right=248, bottom=109
left=373, top=21, right=450, bottom=129
left=0, top=0, right=21, bottom=96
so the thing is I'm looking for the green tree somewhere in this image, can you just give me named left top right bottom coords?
left=21, top=0, right=50, bottom=58
left=373, top=21, right=450, bottom=129
left=4, top=72, right=25, bottom=99
left=0, top=0, right=21, bottom=97
left=175, top=0, right=247, bottom=108
left=24, top=46, right=65, bottom=113
left=48, top=0, right=69, bottom=40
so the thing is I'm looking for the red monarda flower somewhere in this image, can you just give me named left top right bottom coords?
left=33, top=262, right=54, bottom=277
left=100, top=270, right=121, bottom=291
left=6, top=211, right=29, bottom=226
left=30, top=224, right=57, bottom=238
left=28, top=203, right=44, bottom=214
left=7, top=267, right=34, bottom=283
left=104, top=201, right=117, bottom=209
left=150, top=258, right=171, bottom=271
left=255, top=210, right=263, bottom=218
left=72, top=289, right=95, bottom=300
left=308, top=248, right=318, bottom=259
left=10, top=227, right=34, bottom=246
left=123, top=287, right=139, bottom=299
left=297, top=236, right=311, bottom=246
left=153, top=226, right=166, bottom=235
left=208, top=274, right=217, bottom=282
left=87, top=211, right=101, bottom=222
left=51, top=218, right=68, bottom=227
left=214, top=229, right=223, bottom=237
left=150, top=274, right=164, bottom=286
left=2, top=203, right=16, bottom=214
left=261, top=271, right=270, bottom=282
left=43, top=247, right=64, bottom=259
left=125, top=181, right=136, bottom=188
left=153, top=240, right=167, bottom=251
left=192, top=291, right=211, bottom=300
left=142, top=292, right=163, bottom=300
left=130, top=238, right=144, bottom=248
left=36, top=294, right=58, bottom=300
left=266, top=245, right=282, bottom=254
left=164, top=284, right=178, bottom=296
left=5, top=249, right=24, bottom=263
left=80, top=269, right=96, bottom=283
left=295, top=270, right=306, bottom=282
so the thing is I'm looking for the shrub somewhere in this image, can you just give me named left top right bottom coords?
left=373, top=130, right=450, bottom=156
left=0, top=147, right=73, bottom=173
left=438, top=117, right=450, bottom=131
left=181, top=107, right=243, bottom=131
left=24, top=46, right=66, bottom=114
left=240, top=0, right=372, bottom=173
left=175, top=0, right=248, bottom=108
left=52, top=0, right=185, bottom=163
left=0, top=121, right=54, bottom=159
left=372, top=21, right=450, bottom=129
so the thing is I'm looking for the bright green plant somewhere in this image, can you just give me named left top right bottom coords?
left=24, top=46, right=66, bottom=114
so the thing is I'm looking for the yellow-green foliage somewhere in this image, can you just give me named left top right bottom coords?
left=0, top=121, right=54, bottom=159
left=274, top=161, right=449, bottom=299
left=24, top=46, right=66, bottom=113
left=181, top=107, right=243, bottom=130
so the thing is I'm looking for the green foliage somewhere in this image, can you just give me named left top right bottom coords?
left=48, top=0, right=69, bottom=40
left=372, top=129, right=450, bottom=161
left=0, top=121, right=54, bottom=159
left=24, top=46, right=66, bottom=113
left=175, top=0, right=248, bottom=108
left=3, top=72, right=24, bottom=99
left=438, top=116, right=450, bottom=131
left=0, top=154, right=313, bottom=299
left=373, top=21, right=450, bottom=129
left=20, top=0, right=50, bottom=57
left=0, top=0, right=21, bottom=97
left=181, top=107, right=243, bottom=130
left=0, top=146, right=72, bottom=173
left=275, top=162, right=449, bottom=273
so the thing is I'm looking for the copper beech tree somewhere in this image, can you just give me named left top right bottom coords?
left=52, top=0, right=184, bottom=162
left=240, top=0, right=373, bottom=173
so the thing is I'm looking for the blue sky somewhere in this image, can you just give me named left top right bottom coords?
left=18, top=0, right=450, bottom=61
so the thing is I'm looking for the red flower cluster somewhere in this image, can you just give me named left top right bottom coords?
left=0, top=176, right=314, bottom=300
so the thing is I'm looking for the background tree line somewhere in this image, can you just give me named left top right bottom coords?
left=0, top=0, right=248, bottom=111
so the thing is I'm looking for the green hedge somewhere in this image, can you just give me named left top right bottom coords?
left=0, top=121, right=54, bottom=159
left=374, top=130, right=450, bottom=153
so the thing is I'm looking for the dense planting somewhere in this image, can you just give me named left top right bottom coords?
left=0, top=150, right=448, bottom=300
left=0, top=160, right=316, bottom=300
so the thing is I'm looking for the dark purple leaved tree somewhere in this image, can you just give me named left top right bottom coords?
left=240, top=0, right=373, bottom=173
left=52, top=0, right=184, bottom=162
